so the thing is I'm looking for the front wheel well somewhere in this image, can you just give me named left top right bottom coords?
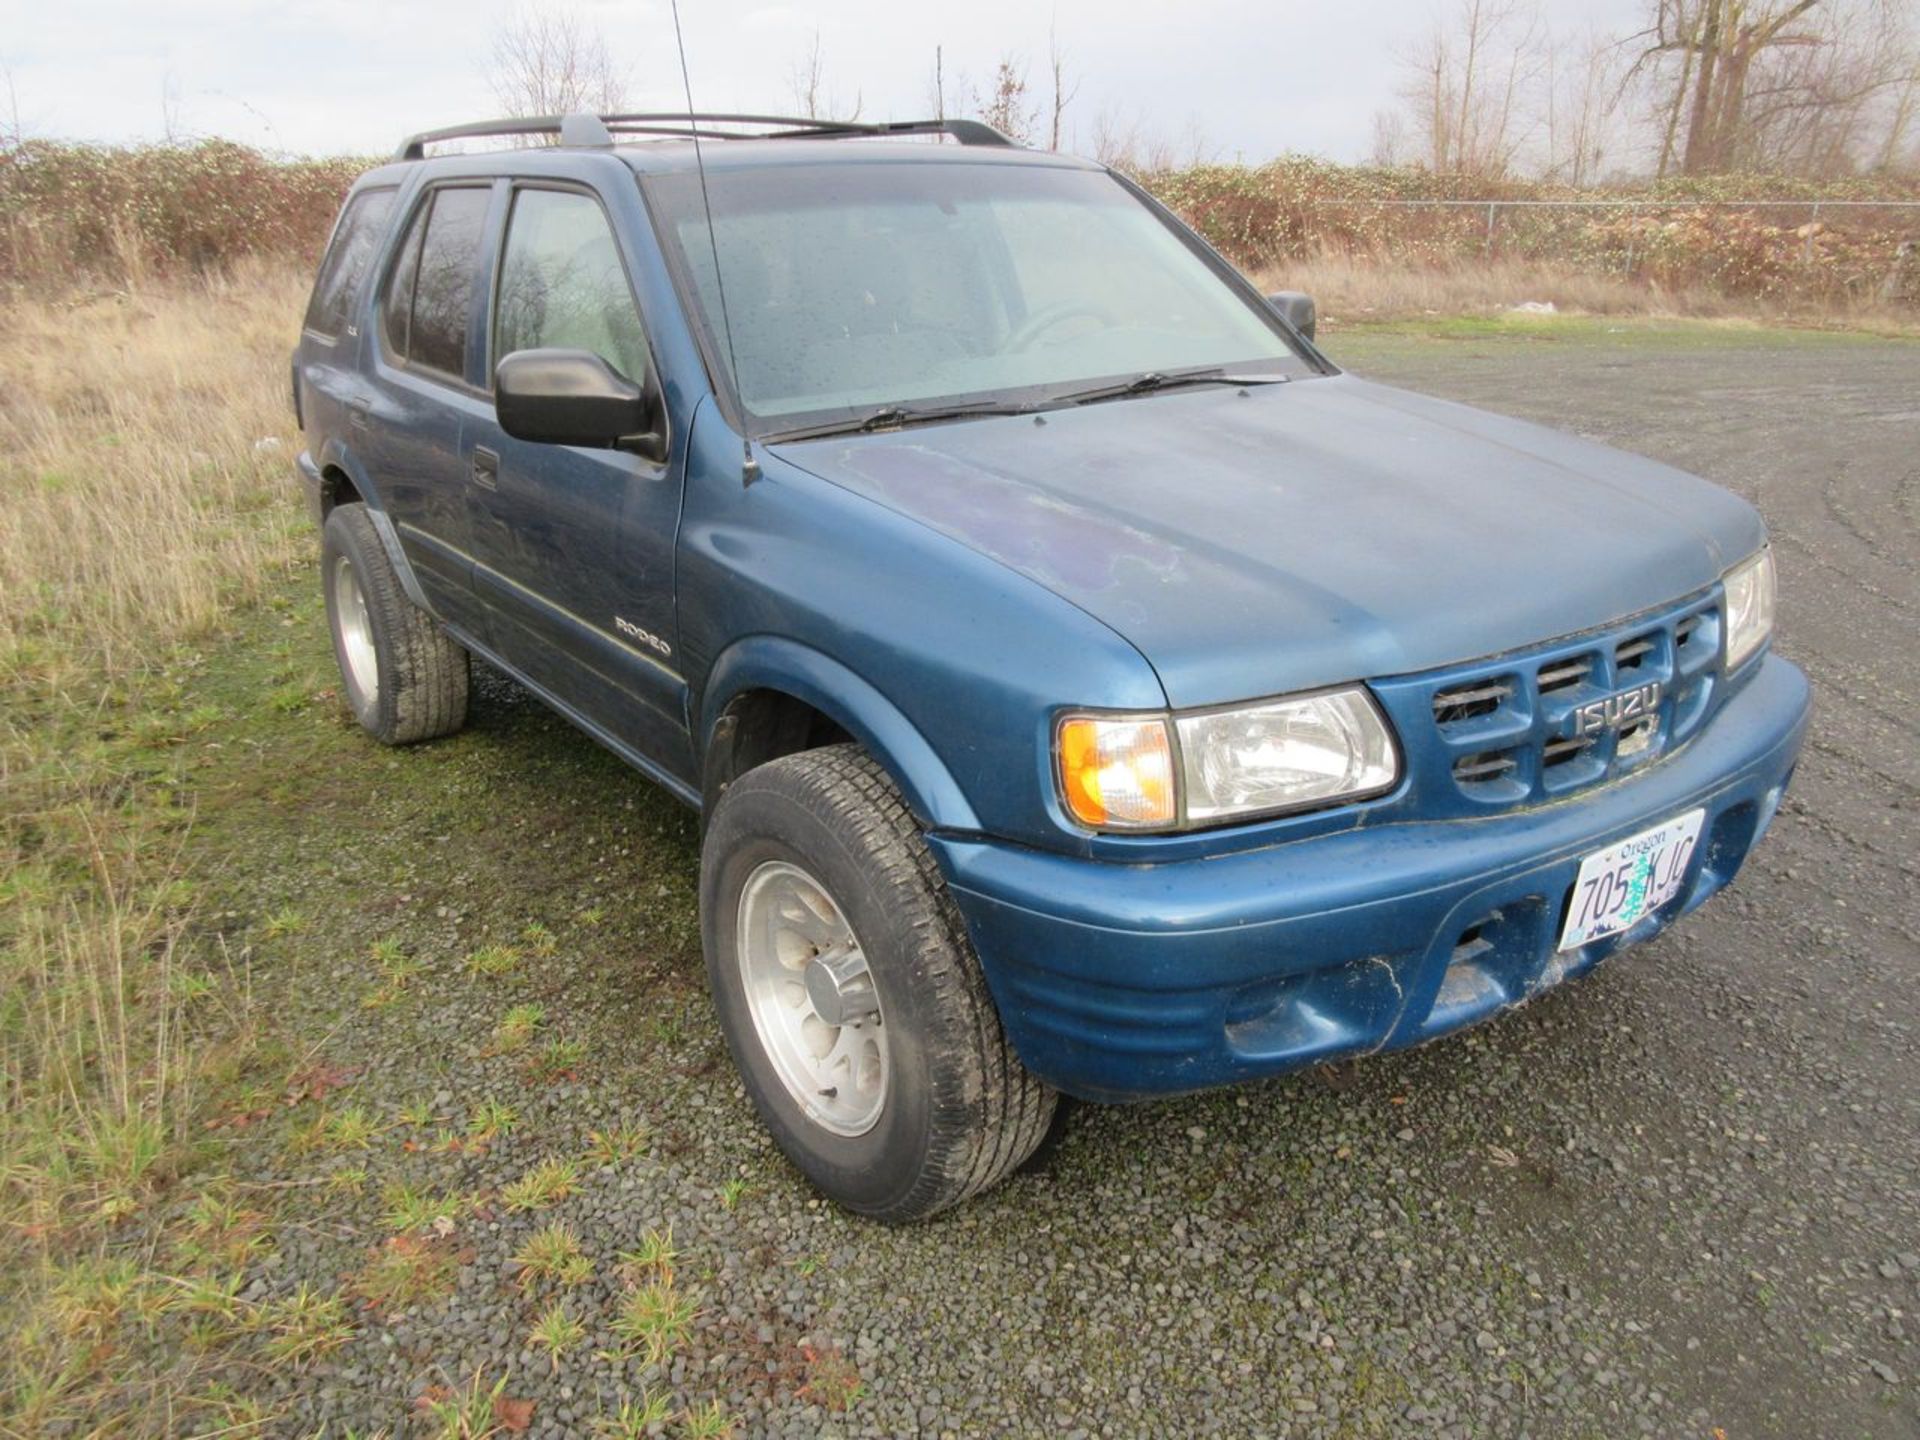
left=319, top=466, right=362, bottom=516
left=703, top=689, right=853, bottom=814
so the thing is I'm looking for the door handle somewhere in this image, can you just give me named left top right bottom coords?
left=347, top=399, right=371, bottom=431
left=470, top=446, right=499, bottom=491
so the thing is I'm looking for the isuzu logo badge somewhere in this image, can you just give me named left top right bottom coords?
left=1571, top=680, right=1662, bottom=738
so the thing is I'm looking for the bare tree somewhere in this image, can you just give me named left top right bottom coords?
left=1630, top=0, right=1920, bottom=173
left=1370, top=108, right=1410, bottom=166
left=1542, top=27, right=1630, bottom=184
left=789, top=29, right=863, bottom=121
left=1047, top=28, right=1081, bottom=150
left=488, top=6, right=628, bottom=119
left=1397, top=0, right=1542, bottom=175
left=927, top=45, right=948, bottom=123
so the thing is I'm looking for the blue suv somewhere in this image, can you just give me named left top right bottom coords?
left=294, top=112, right=1809, bottom=1220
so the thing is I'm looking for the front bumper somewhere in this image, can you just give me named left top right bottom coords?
left=931, top=655, right=1810, bottom=1102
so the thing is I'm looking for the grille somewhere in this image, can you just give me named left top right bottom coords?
left=1373, top=590, right=1724, bottom=817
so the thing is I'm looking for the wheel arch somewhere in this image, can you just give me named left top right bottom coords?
left=699, top=636, right=981, bottom=834
left=311, top=439, right=434, bottom=616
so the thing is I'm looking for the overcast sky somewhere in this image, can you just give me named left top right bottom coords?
left=5, top=0, right=1645, bottom=163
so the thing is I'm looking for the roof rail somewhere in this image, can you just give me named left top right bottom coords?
left=395, top=112, right=1015, bottom=159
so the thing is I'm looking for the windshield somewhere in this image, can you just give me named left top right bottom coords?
left=644, top=159, right=1317, bottom=435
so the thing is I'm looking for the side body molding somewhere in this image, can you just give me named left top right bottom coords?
left=699, top=635, right=982, bottom=834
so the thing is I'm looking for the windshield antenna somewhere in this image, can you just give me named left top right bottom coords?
left=668, top=0, right=758, bottom=484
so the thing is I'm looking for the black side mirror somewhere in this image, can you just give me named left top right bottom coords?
left=495, top=348, right=664, bottom=460
left=1267, top=291, right=1317, bottom=343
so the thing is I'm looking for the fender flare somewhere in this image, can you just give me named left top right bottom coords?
left=312, top=437, right=435, bottom=616
left=700, top=635, right=981, bottom=834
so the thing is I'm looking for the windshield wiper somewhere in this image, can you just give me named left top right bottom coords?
left=1049, top=366, right=1289, bottom=408
left=766, top=400, right=1035, bottom=443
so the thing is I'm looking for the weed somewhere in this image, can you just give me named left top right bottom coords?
left=350, top=1235, right=459, bottom=1314
left=611, top=1277, right=697, bottom=1365
left=46, top=1254, right=148, bottom=1338
left=253, top=1282, right=353, bottom=1366
left=492, top=1003, right=545, bottom=1053
left=616, top=1226, right=677, bottom=1283
left=528, top=1300, right=584, bottom=1371
left=467, top=1099, right=518, bottom=1141
left=681, top=1398, right=737, bottom=1438
left=521, top=921, right=558, bottom=957
left=718, top=1178, right=753, bottom=1211
left=415, top=1366, right=510, bottom=1440
left=397, top=1097, right=433, bottom=1127
left=798, top=1344, right=867, bottom=1412
left=364, top=939, right=422, bottom=1006
left=501, top=1159, right=579, bottom=1213
left=381, top=1181, right=462, bottom=1234
left=326, top=1165, right=368, bottom=1196
left=529, top=1036, right=587, bottom=1082
left=511, top=1222, right=589, bottom=1289
left=577, top=906, right=606, bottom=928
left=178, top=1188, right=271, bottom=1269
left=583, top=1125, right=647, bottom=1165
left=592, top=1392, right=673, bottom=1437
left=324, top=1105, right=377, bottom=1150
left=463, top=944, right=520, bottom=979
left=261, top=906, right=304, bottom=939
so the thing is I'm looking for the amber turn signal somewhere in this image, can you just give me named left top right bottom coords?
left=1056, top=715, right=1177, bottom=829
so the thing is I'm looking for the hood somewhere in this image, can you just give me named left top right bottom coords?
left=769, top=374, right=1764, bottom=709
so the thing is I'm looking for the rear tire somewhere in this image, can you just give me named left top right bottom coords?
left=321, top=503, right=468, bottom=745
left=701, top=745, right=1057, bottom=1222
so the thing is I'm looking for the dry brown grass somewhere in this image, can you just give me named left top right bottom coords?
left=2, top=263, right=303, bottom=1433
left=1254, top=253, right=1919, bottom=330
left=0, top=260, right=310, bottom=684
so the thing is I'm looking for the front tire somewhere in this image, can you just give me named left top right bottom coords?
left=701, top=746, right=1057, bottom=1221
left=321, top=503, right=468, bottom=745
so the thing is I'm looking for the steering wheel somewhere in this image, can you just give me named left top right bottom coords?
left=1005, top=301, right=1113, bottom=353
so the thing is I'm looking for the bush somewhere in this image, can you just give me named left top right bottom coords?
left=1141, top=156, right=1919, bottom=304
left=2, top=138, right=1913, bottom=306
left=0, top=140, right=371, bottom=285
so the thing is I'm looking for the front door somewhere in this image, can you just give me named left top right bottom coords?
left=464, top=182, right=690, bottom=779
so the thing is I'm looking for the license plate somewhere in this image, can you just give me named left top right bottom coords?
left=1558, top=808, right=1706, bottom=951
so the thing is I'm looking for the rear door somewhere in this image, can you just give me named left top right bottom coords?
left=360, top=180, right=502, bottom=640
left=463, top=181, right=690, bottom=776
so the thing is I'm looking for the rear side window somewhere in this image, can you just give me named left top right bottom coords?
left=380, top=186, right=491, bottom=380
left=495, top=188, right=651, bottom=384
left=304, top=188, right=396, bottom=336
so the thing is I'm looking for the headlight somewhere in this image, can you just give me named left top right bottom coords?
left=1055, top=686, right=1398, bottom=832
left=1722, top=547, right=1775, bottom=671
left=1176, top=687, right=1398, bottom=823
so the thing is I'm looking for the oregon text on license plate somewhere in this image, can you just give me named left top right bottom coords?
left=1558, top=808, right=1706, bottom=951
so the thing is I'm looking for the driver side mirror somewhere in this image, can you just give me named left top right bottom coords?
left=495, top=348, right=665, bottom=461
left=1267, top=291, right=1316, bottom=343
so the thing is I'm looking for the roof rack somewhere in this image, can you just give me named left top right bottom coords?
left=394, top=113, right=1015, bottom=161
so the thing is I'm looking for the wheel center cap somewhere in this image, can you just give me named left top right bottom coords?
left=803, top=946, right=878, bottom=1028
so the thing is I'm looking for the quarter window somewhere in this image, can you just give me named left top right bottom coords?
left=381, top=186, right=490, bottom=379
left=304, top=188, right=396, bottom=336
left=495, top=188, right=650, bottom=384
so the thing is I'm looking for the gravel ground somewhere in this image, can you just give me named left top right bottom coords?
left=192, top=324, right=1918, bottom=1438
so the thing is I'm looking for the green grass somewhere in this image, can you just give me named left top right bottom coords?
left=500, top=1158, right=580, bottom=1213
left=528, top=1299, right=585, bottom=1370
left=511, top=1222, right=591, bottom=1289
left=1328, top=310, right=1912, bottom=352
left=381, top=1181, right=464, bottom=1235
left=611, top=1277, right=698, bottom=1365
